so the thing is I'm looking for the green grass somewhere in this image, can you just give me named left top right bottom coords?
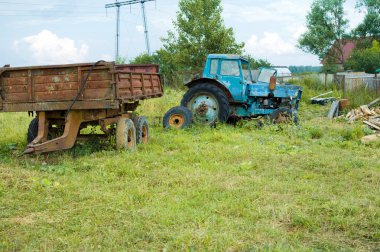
left=0, top=86, right=379, bottom=251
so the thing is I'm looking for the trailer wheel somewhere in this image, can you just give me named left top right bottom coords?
left=116, top=118, right=136, bottom=150
left=133, top=116, right=149, bottom=144
left=163, top=106, right=192, bottom=129
left=181, top=83, right=230, bottom=125
left=270, top=108, right=299, bottom=125
left=27, top=118, right=38, bottom=144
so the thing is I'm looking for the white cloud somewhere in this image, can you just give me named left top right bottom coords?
left=136, top=25, right=145, bottom=33
left=224, top=0, right=311, bottom=23
left=292, top=26, right=307, bottom=40
left=100, top=54, right=114, bottom=61
left=245, top=32, right=296, bottom=57
left=14, top=30, right=89, bottom=64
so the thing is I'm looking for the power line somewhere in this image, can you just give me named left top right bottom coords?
left=105, top=0, right=155, bottom=60
left=0, top=1, right=104, bottom=8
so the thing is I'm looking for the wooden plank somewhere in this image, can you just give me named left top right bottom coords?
left=2, top=100, right=119, bottom=112
left=364, top=121, right=380, bottom=131
left=86, top=80, right=112, bottom=89
left=2, top=77, right=28, bottom=86
left=2, top=85, right=28, bottom=93
left=33, top=74, right=78, bottom=84
left=367, top=97, right=380, bottom=108
left=83, top=88, right=113, bottom=100
left=27, top=69, right=33, bottom=101
left=32, top=68, right=77, bottom=76
left=140, top=73, right=146, bottom=95
left=35, top=90, right=78, bottom=101
left=34, top=82, right=79, bottom=92
left=6, top=93, right=29, bottom=102
left=8, top=70, right=28, bottom=78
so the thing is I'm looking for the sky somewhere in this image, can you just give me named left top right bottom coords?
left=0, top=0, right=364, bottom=67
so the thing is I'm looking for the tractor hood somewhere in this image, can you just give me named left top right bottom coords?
left=248, top=82, right=301, bottom=99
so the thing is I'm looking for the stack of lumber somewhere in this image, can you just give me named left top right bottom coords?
left=346, top=105, right=380, bottom=130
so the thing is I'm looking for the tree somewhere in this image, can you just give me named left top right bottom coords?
left=244, top=55, right=271, bottom=69
left=162, top=0, right=244, bottom=75
left=344, top=40, right=380, bottom=73
left=129, top=53, right=158, bottom=64
left=298, top=0, right=349, bottom=65
left=353, top=0, right=380, bottom=38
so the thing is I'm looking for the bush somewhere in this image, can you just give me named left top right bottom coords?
left=339, top=125, right=364, bottom=141
left=309, top=127, right=324, bottom=139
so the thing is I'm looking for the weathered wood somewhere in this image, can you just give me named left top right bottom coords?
left=360, top=105, right=373, bottom=116
left=364, top=120, right=380, bottom=131
left=2, top=100, right=119, bottom=112
left=367, top=97, right=380, bottom=108
left=310, top=91, right=333, bottom=100
left=0, top=62, right=162, bottom=113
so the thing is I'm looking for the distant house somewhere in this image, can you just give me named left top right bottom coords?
left=322, top=39, right=357, bottom=70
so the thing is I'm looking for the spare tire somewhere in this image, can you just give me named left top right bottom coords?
left=163, top=106, right=192, bottom=129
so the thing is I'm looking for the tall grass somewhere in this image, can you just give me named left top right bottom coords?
left=0, top=82, right=379, bottom=251
left=288, top=75, right=378, bottom=108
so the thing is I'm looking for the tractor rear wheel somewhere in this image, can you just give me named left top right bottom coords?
left=181, top=83, right=230, bottom=125
left=270, top=108, right=299, bottom=125
left=163, top=106, right=192, bottom=129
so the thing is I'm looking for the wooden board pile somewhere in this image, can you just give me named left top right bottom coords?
left=346, top=104, right=380, bottom=131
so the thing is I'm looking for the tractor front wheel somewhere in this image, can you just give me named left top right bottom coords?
left=181, top=83, right=230, bottom=125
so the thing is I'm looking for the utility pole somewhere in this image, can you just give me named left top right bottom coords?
left=115, top=0, right=121, bottom=60
left=105, top=0, right=155, bottom=59
left=141, top=1, right=151, bottom=55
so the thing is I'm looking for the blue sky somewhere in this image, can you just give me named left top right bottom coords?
left=0, top=0, right=363, bottom=67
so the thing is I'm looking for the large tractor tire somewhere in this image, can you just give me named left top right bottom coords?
left=181, top=83, right=230, bottom=125
left=116, top=118, right=136, bottom=150
left=270, top=108, right=299, bottom=125
left=163, top=106, right=193, bottom=129
left=27, top=118, right=39, bottom=144
left=133, top=116, right=149, bottom=144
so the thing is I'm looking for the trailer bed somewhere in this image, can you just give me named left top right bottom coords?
left=0, top=61, right=163, bottom=112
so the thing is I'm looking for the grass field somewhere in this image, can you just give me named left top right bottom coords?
left=0, top=86, right=379, bottom=251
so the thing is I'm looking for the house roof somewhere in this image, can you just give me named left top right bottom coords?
left=322, top=39, right=357, bottom=65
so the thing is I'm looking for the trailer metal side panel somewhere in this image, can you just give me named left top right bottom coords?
left=0, top=62, right=163, bottom=112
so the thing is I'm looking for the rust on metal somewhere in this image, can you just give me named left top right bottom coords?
left=0, top=61, right=163, bottom=154
left=0, top=62, right=162, bottom=112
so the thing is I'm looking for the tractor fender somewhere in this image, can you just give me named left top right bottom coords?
left=185, top=78, right=233, bottom=101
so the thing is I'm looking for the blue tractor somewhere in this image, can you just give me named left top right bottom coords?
left=163, top=54, right=302, bottom=128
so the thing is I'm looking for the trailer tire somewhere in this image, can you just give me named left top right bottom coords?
left=116, top=118, right=136, bottom=150
left=181, top=83, right=230, bottom=125
left=27, top=118, right=38, bottom=144
left=163, top=106, right=192, bottom=129
left=270, top=108, right=299, bottom=125
left=133, top=116, right=149, bottom=144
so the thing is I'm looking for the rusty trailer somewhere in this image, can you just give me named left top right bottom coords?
left=0, top=61, right=163, bottom=154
